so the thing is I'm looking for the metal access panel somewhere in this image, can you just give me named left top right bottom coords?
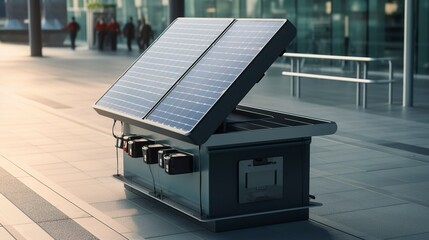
left=238, top=157, right=283, bottom=204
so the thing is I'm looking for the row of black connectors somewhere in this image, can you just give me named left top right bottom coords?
left=118, top=135, right=193, bottom=175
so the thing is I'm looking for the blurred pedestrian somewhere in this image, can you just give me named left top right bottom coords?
left=66, top=16, right=80, bottom=50
left=139, top=18, right=154, bottom=51
left=136, top=19, right=143, bottom=50
left=95, top=19, right=107, bottom=50
left=123, top=17, right=135, bottom=51
left=107, top=18, right=120, bottom=51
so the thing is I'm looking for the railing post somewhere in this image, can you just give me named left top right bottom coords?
left=362, top=62, right=368, bottom=108
left=356, top=62, right=361, bottom=106
left=296, top=58, right=301, bottom=98
left=403, top=0, right=414, bottom=107
left=290, top=58, right=295, bottom=96
left=388, top=60, right=393, bottom=104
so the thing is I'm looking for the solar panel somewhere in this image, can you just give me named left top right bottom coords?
left=95, top=18, right=233, bottom=119
left=146, top=20, right=288, bottom=133
left=94, top=18, right=296, bottom=144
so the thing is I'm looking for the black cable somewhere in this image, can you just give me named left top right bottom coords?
left=156, top=158, right=162, bottom=198
left=112, top=120, right=118, bottom=138
left=112, top=120, right=124, bottom=176
left=115, top=146, right=119, bottom=176
left=148, top=163, right=156, bottom=194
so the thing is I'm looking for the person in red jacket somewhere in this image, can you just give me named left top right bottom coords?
left=95, top=19, right=107, bottom=50
left=107, top=18, right=120, bottom=51
left=66, top=17, right=80, bottom=50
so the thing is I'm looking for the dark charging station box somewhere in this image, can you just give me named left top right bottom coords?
left=128, top=139, right=154, bottom=158
left=164, top=153, right=193, bottom=175
left=142, top=144, right=170, bottom=164
left=158, top=148, right=178, bottom=168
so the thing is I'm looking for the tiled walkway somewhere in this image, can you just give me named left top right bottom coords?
left=0, top=43, right=428, bottom=239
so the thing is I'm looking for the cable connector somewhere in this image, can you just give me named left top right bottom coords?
left=115, top=137, right=124, bottom=148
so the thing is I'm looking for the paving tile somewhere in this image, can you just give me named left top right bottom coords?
left=69, top=159, right=113, bottom=172
left=192, top=219, right=361, bottom=240
left=59, top=178, right=104, bottom=188
left=336, top=171, right=407, bottom=188
left=86, top=169, right=118, bottom=178
left=147, top=232, right=203, bottom=240
left=31, top=162, right=74, bottom=171
left=51, top=150, right=98, bottom=161
left=47, top=171, right=94, bottom=183
left=341, top=156, right=425, bottom=172
left=326, top=203, right=429, bottom=239
left=389, top=232, right=429, bottom=240
left=65, top=182, right=138, bottom=203
left=33, top=143, right=73, bottom=153
left=74, top=217, right=127, bottom=240
left=311, top=189, right=405, bottom=216
left=132, top=199, right=203, bottom=232
left=13, top=223, right=54, bottom=240
left=310, top=177, right=358, bottom=195
left=381, top=181, right=429, bottom=205
left=0, top=194, right=34, bottom=225
left=0, top=157, right=29, bottom=178
left=91, top=199, right=151, bottom=218
left=38, top=166, right=82, bottom=176
left=115, top=214, right=188, bottom=238
left=311, top=162, right=364, bottom=175
left=373, top=165, right=429, bottom=183
left=18, top=176, right=90, bottom=219
left=5, top=191, right=70, bottom=223
left=13, top=153, right=64, bottom=166
left=312, top=150, right=388, bottom=163
left=2, top=149, right=57, bottom=161
left=0, top=227, right=15, bottom=240
left=38, top=219, right=98, bottom=240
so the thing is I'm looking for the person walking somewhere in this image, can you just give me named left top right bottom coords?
left=107, top=18, right=120, bottom=51
left=122, top=17, right=135, bottom=51
left=139, top=18, right=154, bottom=51
left=136, top=19, right=143, bottom=51
left=66, top=17, right=80, bottom=50
left=95, top=19, right=107, bottom=50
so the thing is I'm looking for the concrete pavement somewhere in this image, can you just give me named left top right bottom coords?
left=1, top=42, right=428, bottom=239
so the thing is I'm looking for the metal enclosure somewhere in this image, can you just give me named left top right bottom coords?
left=119, top=105, right=336, bottom=231
left=93, top=18, right=337, bottom=231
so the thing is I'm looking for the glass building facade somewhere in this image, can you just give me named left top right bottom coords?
left=184, top=0, right=428, bottom=75
left=0, top=0, right=427, bottom=74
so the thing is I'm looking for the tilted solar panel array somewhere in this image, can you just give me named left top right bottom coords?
left=146, top=20, right=285, bottom=132
left=95, top=18, right=233, bottom=118
left=94, top=18, right=296, bottom=144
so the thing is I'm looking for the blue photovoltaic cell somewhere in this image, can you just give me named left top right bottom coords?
left=95, top=18, right=233, bottom=118
left=147, top=20, right=284, bottom=132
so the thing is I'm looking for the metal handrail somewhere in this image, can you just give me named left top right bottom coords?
left=282, top=72, right=394, bottom=84
left=283, top=53, right=396, bottom=62
left=282, top=53, right=398, bottom=108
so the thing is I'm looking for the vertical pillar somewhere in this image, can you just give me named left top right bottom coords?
left=169, top=0, right=185, bottom=23
left=403, top=0, right=414, bottom=107
left=28, top=0, right=42, bottom=57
